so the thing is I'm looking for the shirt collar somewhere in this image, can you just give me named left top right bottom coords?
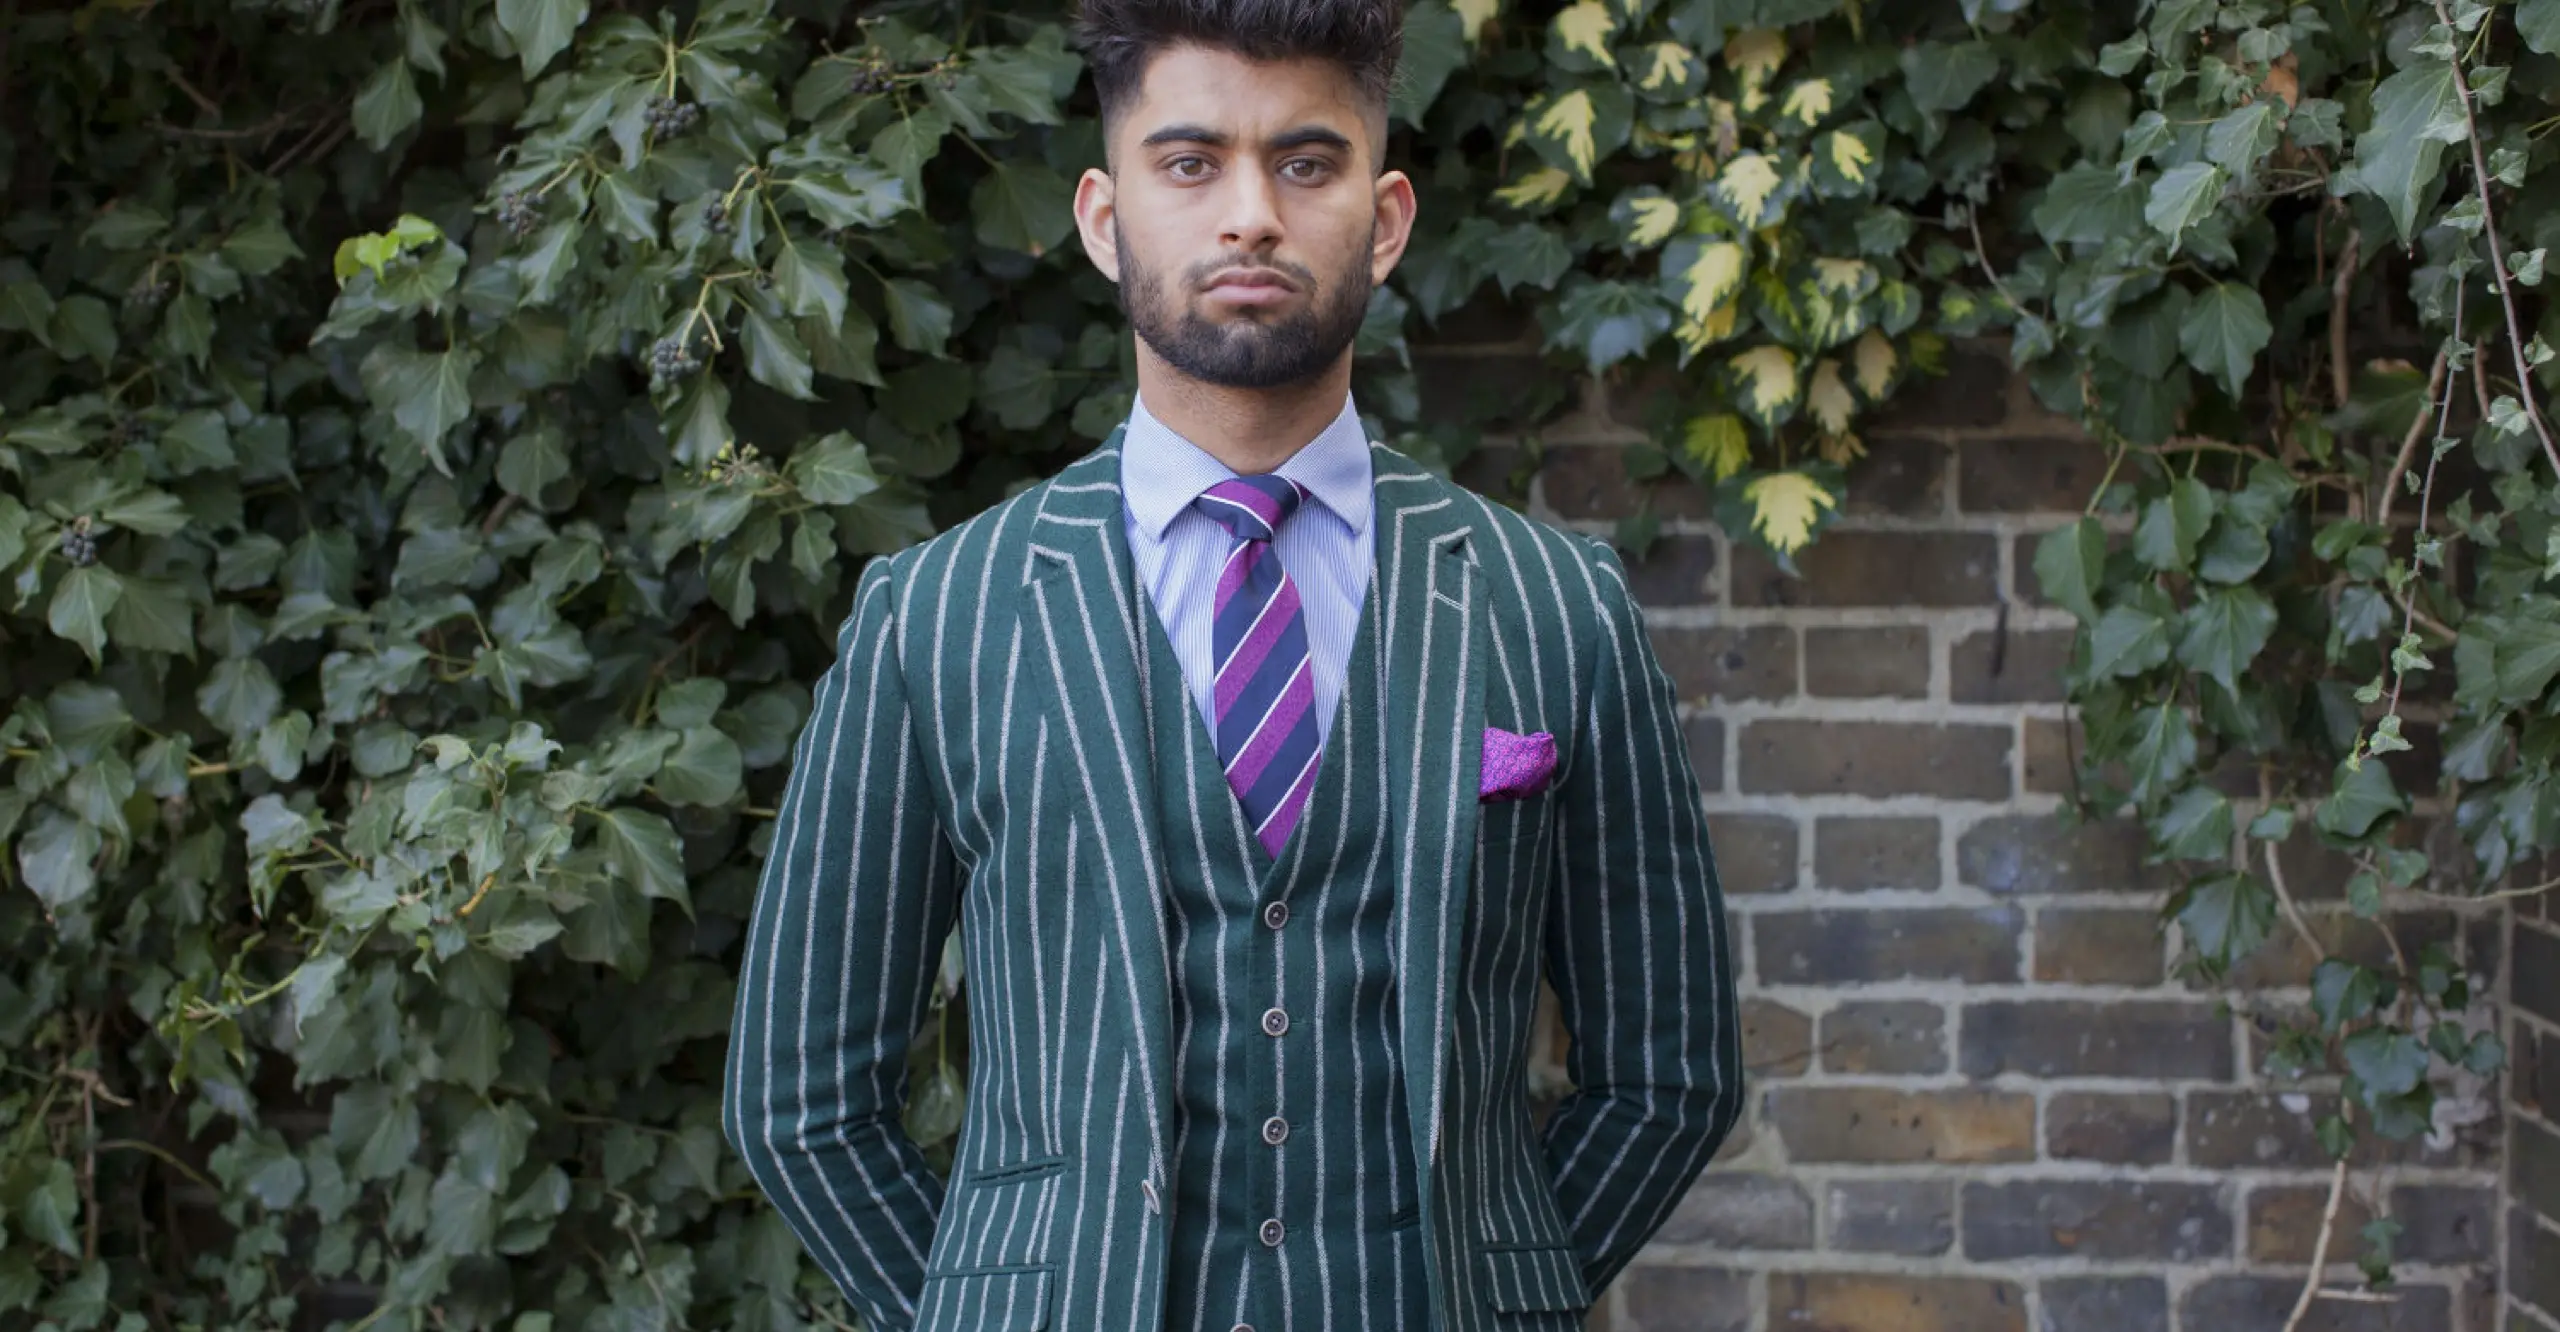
left=1119, top=391, right=1374, bottom=541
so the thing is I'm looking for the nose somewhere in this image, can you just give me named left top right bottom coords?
left=1218, top=164, right=1285, bottom=254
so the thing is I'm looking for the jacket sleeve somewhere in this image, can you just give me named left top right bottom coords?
left=1537, top=541, right=1745, bottom=1294
left=724, top=556, right=961, bottom=1330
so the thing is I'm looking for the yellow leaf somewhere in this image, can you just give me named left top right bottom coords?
left=1824, top=130, right=1873, bottom=186
left=1535, top=90, right=1601, bottom=181
left=1818, top=431, right=1866, bottom=466
left=1781, top=78, right=1833, bottom=127
left=1724, top=28, right=1786, bottom=112
left=1729, top=344, right=1800, bottom=419
left=1453, top=0, right=1499, bottom=43
left=1493, top=166, right=1574, bottom=210
left=1743, top=470, right=1837, bottom=556
left=1807, top=357, right=1855, bottom=435
left=1502, top=117, right=1527, bottom=148
left=1852, top=328, right=1899, bottom=398
left=1625, top=196, right=1681, bottom=248
left=1811, top=257, right=1870, bottom=296
left=1717, top=153, right=1782, bottom=221
left=1678, top=240, right=1746, bottom=327
left=1640, top=42, right=1697, bottom=92
left=1674, top=302, right=1739, bottom=358
left=1554, top=0, right=1617, bottom=67
left=1683, top=413, right=1752, bottom=482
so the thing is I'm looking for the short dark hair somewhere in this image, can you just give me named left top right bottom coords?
left=1074, top=0, right=1402, bottom=149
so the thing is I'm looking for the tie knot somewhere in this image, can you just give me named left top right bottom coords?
left=1192, top=475, right=1308, bottom=544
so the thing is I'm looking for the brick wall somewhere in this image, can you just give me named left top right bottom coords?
left=2517, top=895, right=2560, bottom=1330
left=1426, top=322, right=2516, bottom=1332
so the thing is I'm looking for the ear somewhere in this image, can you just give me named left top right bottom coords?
left=1367, top=168, right=1418, bottom=288
left=1074, top=167, right=1122, bottom=283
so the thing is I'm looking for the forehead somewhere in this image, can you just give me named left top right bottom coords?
left=1121, top=44, right=1372, bottom=145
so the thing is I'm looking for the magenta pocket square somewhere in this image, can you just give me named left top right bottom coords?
left=1479, top=727, right=1558, bottom=803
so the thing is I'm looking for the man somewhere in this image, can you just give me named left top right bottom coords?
left=722, top=0, right=1742, bottom=1326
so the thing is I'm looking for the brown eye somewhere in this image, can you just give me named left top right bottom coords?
left=1168, top=155, right=1212, bottom=179
left=1283, top=159, right=1331, bottom=182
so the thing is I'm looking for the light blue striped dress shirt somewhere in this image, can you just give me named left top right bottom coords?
left=1119, top=392, right=1376, bottom=754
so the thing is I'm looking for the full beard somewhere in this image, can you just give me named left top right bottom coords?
left=1115, top=224, right=1374, bottom=391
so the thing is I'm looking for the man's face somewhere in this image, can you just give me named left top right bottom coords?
left=1075, top=45, right=1415, bottom=391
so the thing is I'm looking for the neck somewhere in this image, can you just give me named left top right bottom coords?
left=1132, top=348, right=1352, bottom=476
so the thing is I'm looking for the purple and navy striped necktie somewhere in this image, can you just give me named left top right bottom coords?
left=1192, top=475, right=1322, bottom=859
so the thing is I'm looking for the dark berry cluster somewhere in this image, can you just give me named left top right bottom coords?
left=644, top=94, right=703, bottom=139
left=124, top=273, right=173, bottom=310
left=58, top=518, right=96, bottom=568
left=848, top=58, right=894, bottom=95
left=700, top=200, right=733, bottom=236
left=648, top=334, right=705, bottom=385
left=497, top=191, right=541, bottom=239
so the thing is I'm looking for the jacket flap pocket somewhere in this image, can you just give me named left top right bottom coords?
left=1478, top=1244, right=1590, bottom=1314
left=917, top=1265, right=1052, bottom=1331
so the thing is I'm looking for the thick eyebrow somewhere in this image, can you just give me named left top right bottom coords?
left=1137, top=123, right=1356, bottom=156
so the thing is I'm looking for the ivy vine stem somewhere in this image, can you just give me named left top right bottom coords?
left=2431, top=0, right=2560, bottom=479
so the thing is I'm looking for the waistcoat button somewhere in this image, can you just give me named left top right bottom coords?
left=1263, top=900, right=1289, bottom=929
left=1259, top=1218, right=1285, bottom=1247
left=1232, top=1325, right=1255, bottom=1332
left=1261, top=1007, right=1289, bottom=1037
left=1262, top=1115, right=1289, bottom=1146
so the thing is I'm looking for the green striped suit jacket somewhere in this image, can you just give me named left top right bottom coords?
left=723, top=438, right=1743, bottom=1331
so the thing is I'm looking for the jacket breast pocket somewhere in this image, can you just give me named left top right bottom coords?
left=927, top=1156, right=1064, bottom=1276
left=916, top=1264, right=1052, bottom=1332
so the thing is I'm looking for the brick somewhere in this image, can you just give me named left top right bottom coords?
left=1958, top=434, right=2114, bottom=513
left=1961, top=1179, right=2232, bottom=1261
left=2021, top=717, right=2108, bottom=797
left=1706, top=813, right=1795, bottom=895
left=1731, top=531, right=1999, bottom=608
left=2183, top=1276, right=2453, bottom=1332
left=2046, top=1091, right=2177, bottom=1165
left=2270, top=827, right=2365, bottom=902
left=1766, top=1087, right=2035, bottom=1164
left=2521, top=921, right=2560, bottom=1028
left=1950, top=627, right=2073, bottom=704
left=1770, top=1273, right=2026, bottom=1332
left=2516, top=1119, right=2560, bottom=1228
left=2223, top=911, right=2457, bottom=990
left=1620, top=1264, right=1752, bottom=1332
left=2037, top=1278, right=2167, bottom=1332
left=2518, top=1210, right=2560, bottom=1325
left=1960, top=1001, right=2233, bottom=1080
left=1739, top=720, right=2011, bottom=800
left=1841, top=435, right=1950, bottom=516
left=1541, top=445, right=1710, bottom=521
left=2033, top=907, right=2165, bottom=985
left=2248, top=1183, right=2375, bottom=1264
left=1742, top=998, right=1813, bottom=1079
left=1813, top=816, right=1940, bottom=892
left=2391, top=1184, right=2495, bottom=1264
left=1655, top=1172, right=1814, bottom=1250
left=1803, top=626, right=1931, bottom=699
left=1657, top=626, right=1796, bottom=703
left=1683, top=716, right=1725, bottom=794
left=1819, top=1001, right=1947, bottom=1075
left=1756, top=907, right=2022, bottom=985
left=1620, top=536, right=1720, bottom=610
left=1957, top=816, right=2174, bottom=896
left=2520, top=1021, right=2553, bottom=1120
left=1872, top=341, right=2014, bottom=430
left=1826, top=1179, right=1952, bottom=1256
left=2187, top=1091, right=2464, bottom=1171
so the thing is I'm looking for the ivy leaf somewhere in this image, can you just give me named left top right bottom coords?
left=361, top=345, right=479, bottom=474
left=1544, top=278, right=1669, bottom=371
left=2125, top=703, right=2197, bottom=804
left=2342, top=1026, right=2430, bottom=1098
left=2178, top=283, right=2271, bottom=398
left=2150, top=785, right=2234, bottom=861
left=657, top=725, right=743, bottom=807
left=970, top=158, right=1074, bottom=256
left=1901, top=41, right=1999, bottom=112
left=2087, top=604, right=2171, bottom=678
left=788, top=433, right=881, bottom=506
left=2524, top=0, right=2560, bottom=54
left=497, top=0, right=587, bottom=76
left=2032, top=518, right=2106, bottom=624
left=2313, top=959, right=2391, bottom=1034
left=48, top=565, right=121, bottom=665
left=2316, top=758, right=2407, bottom=840
left=2033, top=164, right=2145, bottom=246
left=1394, top=0, right=1469, bottom=125
left=2352, top=60, right=2466, bottom=242
left=595, top=807, right=689, bottom=912
left=1526, top=85, right=1632, bottom=186
left=15, top=1159, right=79, bottom=1256
left=881, top=277, right=953, bottom=355
left=2176, top=871, right=2274, bottom=969
left=17, top=809, right=101, bottom=912
left=351, top=60, right=422, bottom=149
left=2176, top=586, right=2277, bottom=690
left=2134, top=478, right=2215, bottom=572
left=562, top=877, right=650, bottom=974
left=772, top=237, right=849, bottom=330
left=2145, top=162, right=2225, bottom=245
left=1547, top=0, right=1617, bottom=71
left=1741, top=471, right=1837, bottom=556
left=740, top=307, right=816, bottom=400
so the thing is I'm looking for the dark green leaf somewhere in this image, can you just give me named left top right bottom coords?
left=788, top=433, right=881, bottom=505
left=16, top=1159, right=78, bottom=1256
left=2178, top=283, right=2270, bottom=397
left=1901, top=41, right=1999, bottom=112
left=881, top=277, right=953, bottom=355
left=2312, top=960, right=2390, bottom=1033
left=2176, top=586, right=2277, bottom=690
left=740, top=307, right=816, bottom=400
left=48, top=565, right=121, bottom=664
left=2352, top=60, right=2466, bottom=242
left=772, top=238, right=849, bottom=330
left=596, top=807, right=689, bottom=910
left=2150, top=785, right=2234, bottom=860
left=2031, top=519, right=2106, bottom=623
left=2316, top=758, right=2407, bottom=840
left=2176, top=871, right=2275, bottom=968
left=657, top=725, right=743, bottom=807
left=352, top=60, right=423, bottom=149
left=970, top=159, right=1074, bottom=257
left=2134, top=478, right=2215, bottom=572
left=2342, top=1026, right=2430, bottom=1098
left=497, top=0, right=587, bottom=75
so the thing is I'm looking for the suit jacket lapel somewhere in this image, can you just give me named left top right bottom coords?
left=1374, top=452, right=1490, bottom=1194
left=1016, top=430, right=1176, bottom=1198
